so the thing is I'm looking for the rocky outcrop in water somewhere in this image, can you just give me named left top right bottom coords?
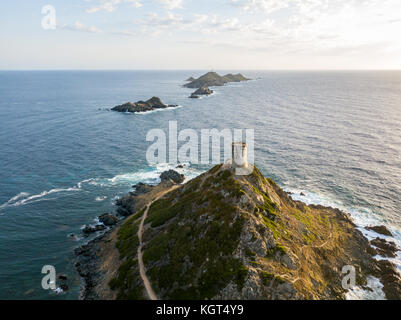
left=366, top=225, right=393, bottom=237
left=111, top=97, right=178, bottom=113
left=189, top=86, right=214, bottom=99
left=184, top=72, right=250, bottom=89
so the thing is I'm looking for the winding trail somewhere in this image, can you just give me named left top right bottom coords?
left=137, top=187, right=177, bottom=300
left=281, top=221, right=334, bottom=284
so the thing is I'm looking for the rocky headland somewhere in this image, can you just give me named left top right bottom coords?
left=74, top=165, right=401, bottom=300
left=185, top=72, right=250, bottom=89
left=111, top=97, right=178, bottom=114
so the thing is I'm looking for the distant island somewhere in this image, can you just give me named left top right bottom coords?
left=111, top=97, right=178, bottom=114
left=185, top=71, right=250, bottom=89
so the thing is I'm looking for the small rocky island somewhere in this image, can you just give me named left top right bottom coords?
left=74, top=164, right=401, bottom=300
left=111, top=97, right=178, bottom=114
left=189, top=86, right=214, bottom=99
left=185, top=71, right=250, bottom=99
left=185, top=71, right=250, bottom=89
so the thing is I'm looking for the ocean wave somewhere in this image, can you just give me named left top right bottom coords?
left=0, top=179, right=95, bottom=211
left=0, top=192, right=30, bottom=209
left=0, top=187, right=81, bottom=211
left=90, top=163, right=202, bottom=188
left=0, top=164, right=203, bottom=213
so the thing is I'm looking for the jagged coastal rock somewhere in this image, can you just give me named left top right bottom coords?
left=160, top=169, right=185, bottom=184
left=98, top=213, right=118, bottom=227
left=75, top=165, right=401, bottom=300
left=111, top=97, right=178, bottom=113
left=366, top=225, right=393, bottom=237
left=185, top=72, right=250, bottom=89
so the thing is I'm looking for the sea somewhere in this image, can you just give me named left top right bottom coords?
left=0, top=70, right=400, bottom=300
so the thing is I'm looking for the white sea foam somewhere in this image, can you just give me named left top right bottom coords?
left=345, top=276, right=385, bottom=300
left=0, top=192, right=30, bottom=209
left=0, top=164, right=204, bottom=213
left=0, top=181, right=88, bottom=211
left=90, top=163, right=202, bottom=188
left=131, top=105, right=183, bottom=116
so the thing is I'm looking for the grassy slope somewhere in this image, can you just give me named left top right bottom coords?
left=109, top=164, right=375, bottom=300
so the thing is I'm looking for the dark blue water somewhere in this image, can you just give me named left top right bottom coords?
left=0, top=71, right=400, bottom=299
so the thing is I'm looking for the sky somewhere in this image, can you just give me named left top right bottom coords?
left=1, top=0, right=401, bottom=70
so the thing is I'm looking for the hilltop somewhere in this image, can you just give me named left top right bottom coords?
left=76, top=164, right=401, bottom=300
left=184, top=72, right=250, bottom=89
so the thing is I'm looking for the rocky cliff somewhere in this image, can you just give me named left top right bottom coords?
left=93, top=164, right=400, bottom=300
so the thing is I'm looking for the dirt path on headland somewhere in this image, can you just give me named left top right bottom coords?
left=137, top=187, right=177, bottom=300
left=281, top=221, right=334, bottom=285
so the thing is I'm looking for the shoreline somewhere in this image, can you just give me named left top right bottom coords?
left=75, top=178, right=179, bottom=300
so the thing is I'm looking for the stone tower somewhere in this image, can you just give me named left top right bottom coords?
left=232, top=142, right=248, bottom=169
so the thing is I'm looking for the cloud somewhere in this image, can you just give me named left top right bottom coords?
left=86, top=0, right=142, bottom=14
left=58, top=21, right=102, bottom=33
left=231, top=0, right=290, bottom=13
left=83, top=0, right=401, bottom=59
left=158, top=0, right=184, bottom=10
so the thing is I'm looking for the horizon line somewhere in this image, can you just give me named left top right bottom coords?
left=1, top=69, right=401, bottom=72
